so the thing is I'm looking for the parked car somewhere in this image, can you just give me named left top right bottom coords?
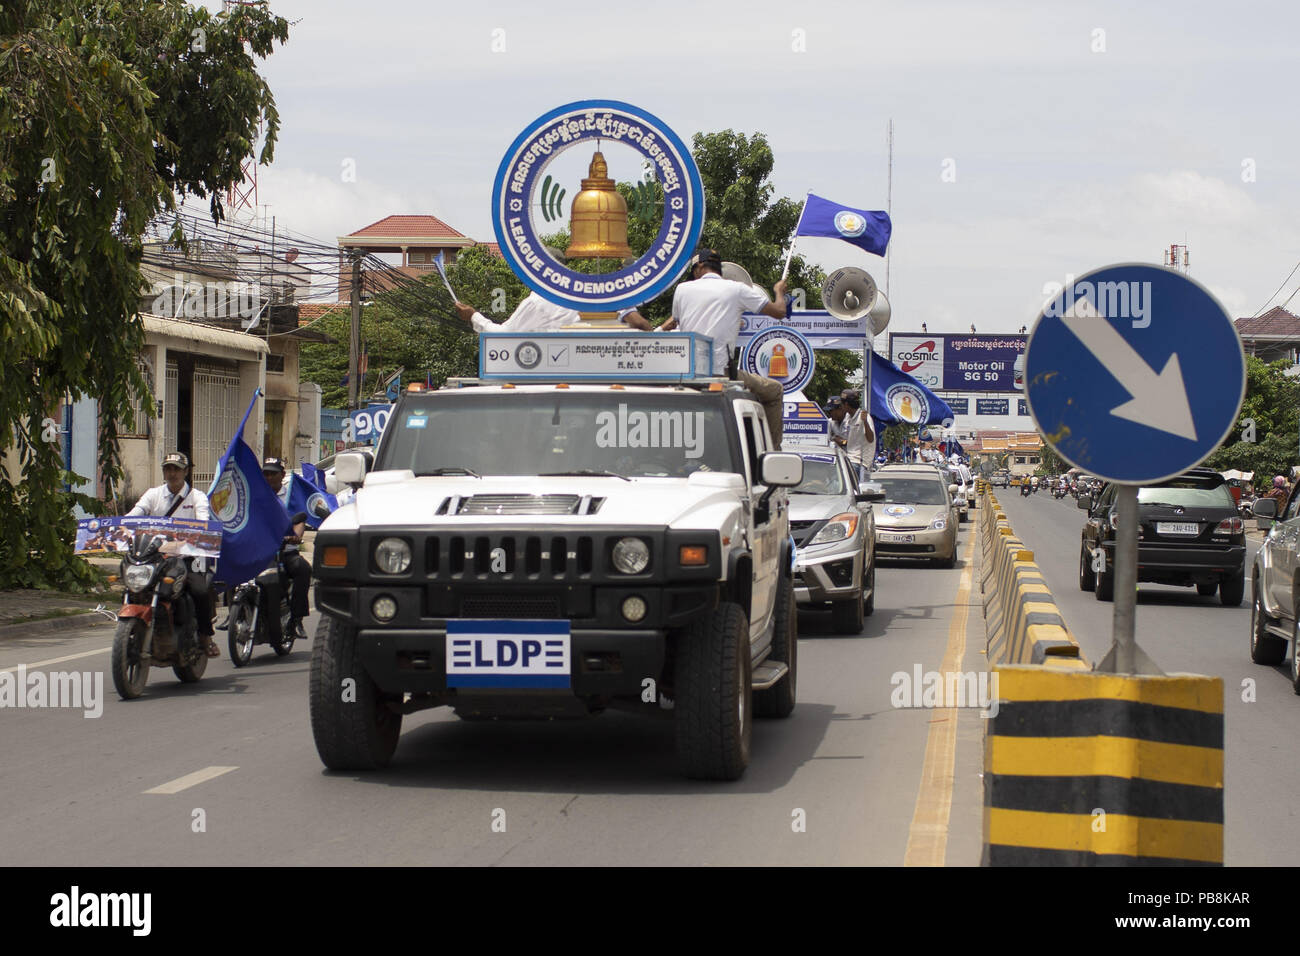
left=991, top=472, right=1010, bottom=488
left=789, top=447, right=882, bottom=633
left=1078, top=468, right=1246, bottom=604
left=869, top=465, right=959, bottom=567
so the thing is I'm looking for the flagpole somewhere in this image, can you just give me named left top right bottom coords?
left=781, top=192, right=811, bottom=281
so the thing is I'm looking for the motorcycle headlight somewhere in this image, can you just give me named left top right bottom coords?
left=375, top=538, right=411, bottom=574
left=809, top=513, right=859, bottom=546
left=124, top=564, right=156, bottom=591
left=930, top=514, right=948, bottom=531
left=612, top=537, right=650, bottom=574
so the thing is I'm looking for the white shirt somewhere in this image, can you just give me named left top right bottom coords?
left=844, top=410, right=875, bottom=468
left=828, top=417, right=849, bottom=443
left=471, top=292, right=580, bottom=333
left=672, top=273, right=771, bottom=374
left=128, top=482, right=210, bottom=520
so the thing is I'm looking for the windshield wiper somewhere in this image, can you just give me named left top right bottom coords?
left=539, top=470, right=632, bottom=482
left=426, top=467, right=481, bottom=478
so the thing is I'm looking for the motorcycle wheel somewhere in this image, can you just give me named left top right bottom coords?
left=228, top=601, right=256, bottom=668
left=111, top=618, right=150, bottom=700
left=270, top=605, right=295, bottom=657
left=173, top=648, right=207, bottom=683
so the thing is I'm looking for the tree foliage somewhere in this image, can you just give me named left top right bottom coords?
left=0, top=0, right=289, bottom=590
left=1204, top=356, right=1300, bottom=480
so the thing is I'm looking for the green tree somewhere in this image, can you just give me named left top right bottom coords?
left=1204, top=356, right=1300, bottom=480
left=0, top=0, right=289, bottom=590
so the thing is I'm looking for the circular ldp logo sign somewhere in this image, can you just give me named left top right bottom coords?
left=491, top=100, right=705, bottom=312
left=834, top=210, right=867, bottom=238
left=210, top=467, right=250, bottom=534
left=885, top=382, right=930, bottom=424
left=515, top=341, right=543, bottom=369
left=883, top=504, right=916, bottom=518
left=741, top=326, right=816, bottom=394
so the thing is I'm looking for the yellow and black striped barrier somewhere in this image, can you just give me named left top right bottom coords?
left=984, top=666, right=1224, bottom=865
left=979, top=491, right=1086, bottom=669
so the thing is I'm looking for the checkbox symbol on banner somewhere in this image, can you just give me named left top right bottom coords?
left=550, top=346, right=568, bottom=365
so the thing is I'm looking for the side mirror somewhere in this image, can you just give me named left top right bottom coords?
left=760, top=452, right=804, bottom=487
left=335, top=451, right=370, bottom=486
left=1253, top=497, right=1278, bottom=518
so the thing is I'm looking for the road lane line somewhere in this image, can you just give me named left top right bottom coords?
left=0, top=646, right=111, bottom=675
left=903, top=529, right=976, bottom=867
left=144, top=766, right=238, bottom=795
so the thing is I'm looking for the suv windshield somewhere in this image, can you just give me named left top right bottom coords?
left=793, top=455, right=844, bottom=495
left=376, top=393, right=737, bottom=478
left=872, top=477, right=947, bottom=506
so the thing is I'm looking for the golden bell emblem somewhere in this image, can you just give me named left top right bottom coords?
left=565, top=151, right=634, bottom=259
left=768, top=344, right=789, bottom=379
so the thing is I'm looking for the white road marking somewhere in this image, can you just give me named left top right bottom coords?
left=144, top=766, right=238, bottom=795
left=0, top=646, right=111, bottom=675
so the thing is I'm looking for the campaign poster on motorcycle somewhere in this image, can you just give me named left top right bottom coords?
left=74, top=516, right=223, bottom=558
left=888, top=333, right=1027, bottom=392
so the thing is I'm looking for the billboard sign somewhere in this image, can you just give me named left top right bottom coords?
left=888, top=333, right=1027, bottom=392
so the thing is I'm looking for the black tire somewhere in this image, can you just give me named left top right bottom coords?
left=1079, top=543, right=1096, bottom=592
left=1291, top=623, right=1300, bottom=696
left=173, top=649, right=207, bottom=683
left=1220, top=572, right=1245, bottom=607
left=270, top=606, right=294, bottom=657
left=674, top=602, right=751, bottom=780
left=228, top=600, right=255, bottom=668
left=1249, top=581, right=1286, bottom=665
left=1095, top=561, right=1114, bottom=602
left=756, top=579, right=797, bottom=718
left=111, top=618, right=150, bottom=700
left=309, top=615, right=402, bottom=771
left=1196, top=581, right=1218, bottom=597
left=863, top=557, right=876, bottom=617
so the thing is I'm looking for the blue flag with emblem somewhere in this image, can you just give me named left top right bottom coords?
left=868, top=351, right=954, bottom=434
left=208, top=390, right=291, bottom=585
left=795, top=193, right=892, bottom=256
left=289, top=466, right=337, bottom=530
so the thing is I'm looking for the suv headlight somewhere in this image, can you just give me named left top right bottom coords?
left=930, top=514, right=948, bottom=531
left=124, top=564, right=156, bottom=591
left=375, top=538, right=411, bottom=574
left=612, top=537, right=650, bottom=574
left=809, top=513, right=859, bottom=546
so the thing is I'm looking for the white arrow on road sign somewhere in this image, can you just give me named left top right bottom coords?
left=1060, top=296, right=1198, bottom=442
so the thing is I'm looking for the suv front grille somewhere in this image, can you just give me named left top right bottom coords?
left=441, top=494, right=604, bottom=516
left=459, top=593, right=563, bottom=618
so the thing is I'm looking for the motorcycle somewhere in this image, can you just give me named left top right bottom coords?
left=112, top=532, right=210, bottom=699
left=1021, top=482, right=1032, bottom=497
left=228, top=507, right=322, bottom=667
left=1054, top=483, right=1068, bottom=499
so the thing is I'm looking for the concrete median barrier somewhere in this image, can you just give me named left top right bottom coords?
left=983, top=666, right=1224, bottom=865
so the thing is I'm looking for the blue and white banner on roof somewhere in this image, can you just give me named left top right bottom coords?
left=491, top=101, right=705, bottom=313
left=795, top=193, right=892, bottom=257
left=739, top=310, right=867, bottom=349
left=208, top=391, right=291, bottom=585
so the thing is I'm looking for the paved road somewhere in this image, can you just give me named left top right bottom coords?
left=995, top=490, right=1300, bottom=866
left=0, top=526, right=989, bottom=866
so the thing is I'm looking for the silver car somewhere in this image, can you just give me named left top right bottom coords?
left=790, top=447, right=882, bottom=634
left=870, top=465, right=959, bottom=567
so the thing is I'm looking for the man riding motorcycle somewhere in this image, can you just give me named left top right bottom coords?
left=261, top=458, right=311, bottom=640
left=127, top=451, right=218, bottom=657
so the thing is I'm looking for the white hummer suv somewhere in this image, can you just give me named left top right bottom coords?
left=308, top=367, right=803, bottom=780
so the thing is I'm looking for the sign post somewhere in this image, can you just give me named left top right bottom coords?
left=1024, top=264, right=1246, bottom=674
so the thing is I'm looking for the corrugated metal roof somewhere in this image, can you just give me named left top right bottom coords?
left=140, top=313, right=269, bottom=354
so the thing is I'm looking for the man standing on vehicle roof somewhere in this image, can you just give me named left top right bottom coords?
left=656, top=247, right=789, bottom=447
left=841, top=391, right=874, bottom=480
left=453, top=292, right=652, bottom=332
left=825, top=397, right=848, bottom=448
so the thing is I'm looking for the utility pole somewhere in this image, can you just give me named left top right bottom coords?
left=348, top=253, right=361, bottom=412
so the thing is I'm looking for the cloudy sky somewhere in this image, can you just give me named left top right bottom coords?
left=200, top=0, right=1299, bottom=332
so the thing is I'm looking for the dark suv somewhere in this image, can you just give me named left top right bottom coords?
left=1077, top=468, right=1246, bottom=605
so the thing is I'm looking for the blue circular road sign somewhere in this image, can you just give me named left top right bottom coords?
left=1024, top=263, right=1245, bottom=485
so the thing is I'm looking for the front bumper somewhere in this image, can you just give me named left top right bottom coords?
left=793, top=544, right=862, bottom=603
left=875, top=526, right=953, bottom=557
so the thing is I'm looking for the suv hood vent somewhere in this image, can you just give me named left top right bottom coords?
left=439, top=494, right=605, bottom=516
